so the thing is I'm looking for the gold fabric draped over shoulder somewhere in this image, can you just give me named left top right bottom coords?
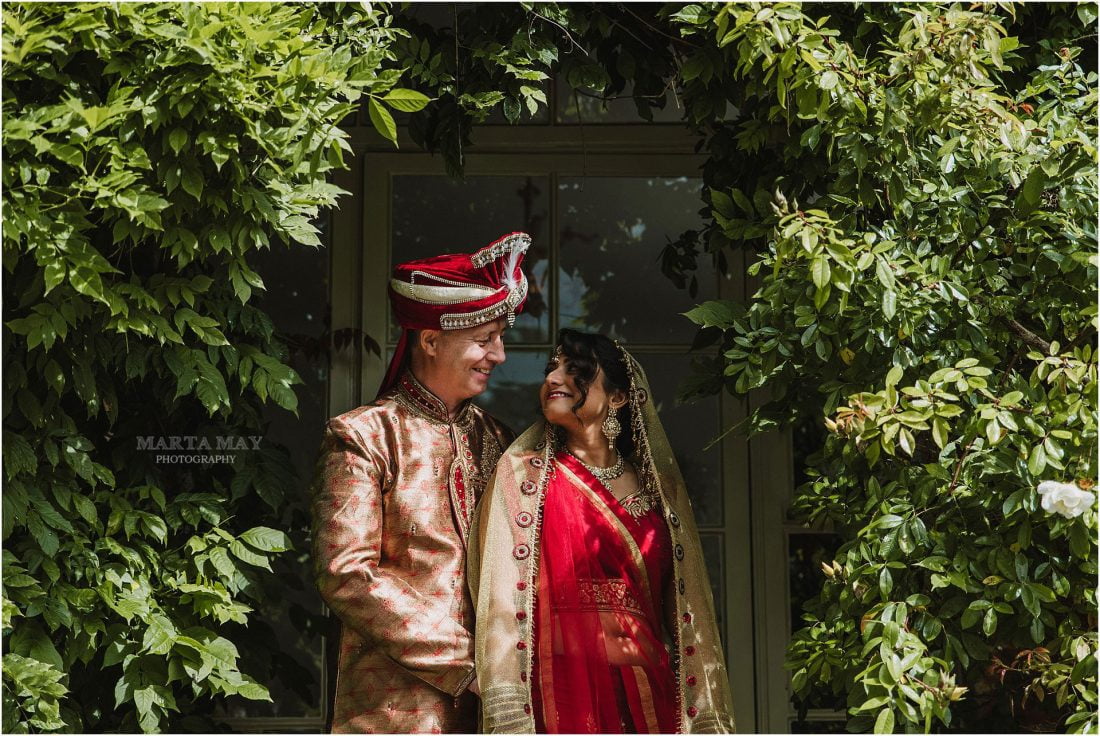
left=468, top=352, right=736, bottom=733
left=312, top=373, right=513, bottom=733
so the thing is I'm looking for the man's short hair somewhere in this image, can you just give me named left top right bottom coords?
left=407, top=329, right=425, bottom=358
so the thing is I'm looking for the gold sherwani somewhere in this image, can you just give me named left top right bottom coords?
left=311, top=372, right=513, bottom=733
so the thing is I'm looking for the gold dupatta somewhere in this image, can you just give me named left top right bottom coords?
left=468, top=350, right=736, bottom=733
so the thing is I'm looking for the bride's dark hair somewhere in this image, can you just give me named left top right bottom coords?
left=549, top=328, right=635, bottom=459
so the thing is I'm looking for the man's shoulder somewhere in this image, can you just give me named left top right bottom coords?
left=327, top=397, right=398, bottom=432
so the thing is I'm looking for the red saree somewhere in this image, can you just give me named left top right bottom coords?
left=532, top=452, right=678, bottom=734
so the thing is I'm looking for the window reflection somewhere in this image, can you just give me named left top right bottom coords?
left=635, top=354, right=722, bottom=525
left=474, top=351, right=548, bottom=437
left=699, top=533, right=725, bottom=635
left=557, top=176, right=716, bottom=343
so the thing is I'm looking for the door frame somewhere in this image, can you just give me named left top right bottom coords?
left=322, top=123, right=799, bottom=733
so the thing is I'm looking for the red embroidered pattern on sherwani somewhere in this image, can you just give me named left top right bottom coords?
left=311, top=373, right=512, bottom=733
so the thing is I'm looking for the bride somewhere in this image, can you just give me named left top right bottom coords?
left=469, top=329, right=734, bottom=734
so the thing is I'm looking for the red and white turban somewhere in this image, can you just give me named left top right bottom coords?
left=378, top=232, right=531, bottom=396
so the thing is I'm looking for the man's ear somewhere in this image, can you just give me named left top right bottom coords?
left=418, top=329, right=442, bottom=358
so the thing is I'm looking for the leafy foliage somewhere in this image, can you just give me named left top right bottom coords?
left=667, top=3, right=1098, bottom=733
left=1, top=2, right=418, bottom=730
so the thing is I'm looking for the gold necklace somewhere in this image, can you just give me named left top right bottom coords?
left=564, top=447, right=624, bottom=481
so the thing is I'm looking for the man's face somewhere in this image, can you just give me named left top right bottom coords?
left=425, top=317, right=508, bottom=402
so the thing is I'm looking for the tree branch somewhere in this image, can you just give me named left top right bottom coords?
left=1001, top=317, right=1053, bottom=354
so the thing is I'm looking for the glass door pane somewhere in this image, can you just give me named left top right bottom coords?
left=557, top=176, right=716, bottom=343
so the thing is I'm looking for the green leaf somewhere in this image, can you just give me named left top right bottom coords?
left=932, top=417, right=949, bottom=449
left=368, top=98, right=397, bottom=145
left=683, top=300, right=738, bottom=329
left=142, top=615, right=176, bottom=655
left=882, top=289, right=897, bottom=320
left=812, top=256, right=830, bottom=288
left=239, top=526, right=291, bottom=552
left=670, top=3, right=710, bottom=23
left=874, top=707, right=895, bottom=733
left=181, top=164, right=203, bottom=199
left=10, top=617, right=61, bottom=665
left=382, top=88, right=431, bottom=112
left=169, top=128, right=188, bottom=154
left=229, top=539, right=272, bottom=570
left=52, top=144, right=83, bottom=168
left=1028, top=443, right=1047, bottom=475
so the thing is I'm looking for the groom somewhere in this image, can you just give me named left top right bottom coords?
left=311, top=232, right=530, bottom=733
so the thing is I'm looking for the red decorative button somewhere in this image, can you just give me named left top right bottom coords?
left=521, top=480, right=536, bottom=495
left=683, top=613, right=692, bottom=623
left=523, top=704, right=532, bottom=715
left=516, top=611, right=527, bottom=621
left=513, top=544, right=531, bottom=560
left=517, top=641, right=527, bottom=650
left=687, top=676, right=697, bottom=687
left=687, top=706, right=698, bottom=718
left=516, top=511, right=534, bottom=528
left=520, top=672, right=527, bottom=682
left=517, top=581, right=527, bottom=591
left=685, top=646, right=696, bottom=656
left=530, top=457, right=544, bottom=468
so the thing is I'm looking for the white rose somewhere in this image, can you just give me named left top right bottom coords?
left=1036, top=481, right=1096, bottom=519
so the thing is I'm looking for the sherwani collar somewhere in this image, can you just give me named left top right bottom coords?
left=396, top=371, right=471, bottom=425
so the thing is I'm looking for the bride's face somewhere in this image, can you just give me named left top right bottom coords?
left=540, top=352, right=618, bottom=432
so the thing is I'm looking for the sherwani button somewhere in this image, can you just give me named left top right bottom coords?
left=530, top=457, right=543, bottom=468
left=516, top=611, right=527, bottom=621
left=517, top=641, right=527, bottom=650
left=516, top=511, right=533, bottom=527
left=521, top=480, right=536, bottom=495
left=523, top=704, right=531, bottom=714
left=687, top=675, right=697, bottom=686
left=685, top=645, right=696, bottom=656
left=687, top=706, right=699, bottom=718
left=674, top=544, right=684, bottom=560
left=514, top=544, right=531, bottom=560
left=683, top=612, right=692, bottom=623
left=678, top=579, right=686, bottom=594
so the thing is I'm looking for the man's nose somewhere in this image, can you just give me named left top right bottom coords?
left=487, top=337, right=506, bottom=365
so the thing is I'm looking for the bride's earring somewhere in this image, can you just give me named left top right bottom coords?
left=602, top=409, right=622, bottom=445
